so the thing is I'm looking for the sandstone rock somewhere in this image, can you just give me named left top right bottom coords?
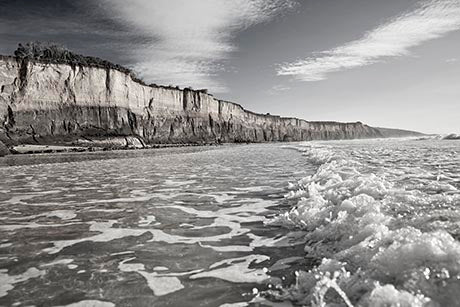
left=0, top=55, right=420, bottom=145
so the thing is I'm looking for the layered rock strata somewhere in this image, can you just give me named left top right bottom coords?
left=0, top=56, right=419, bottom=147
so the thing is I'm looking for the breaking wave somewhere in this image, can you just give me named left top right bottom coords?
left=269, top=140, right=460, bottom=306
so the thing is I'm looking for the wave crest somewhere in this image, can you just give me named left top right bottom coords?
left=269, top=142, right=460, bottom=306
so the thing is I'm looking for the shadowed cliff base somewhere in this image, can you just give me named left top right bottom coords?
left=0, top=43, right=424, bottom=155
left=0, top=106, right=390, bottom=144
left=0, top=140, right=9, bottom=156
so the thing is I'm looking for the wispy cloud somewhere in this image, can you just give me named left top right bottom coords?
left=100, top=0, right=296, bottom=92
left=268, top=84, right=291, bottom=95
left=277, top=0, right=460, bottom=81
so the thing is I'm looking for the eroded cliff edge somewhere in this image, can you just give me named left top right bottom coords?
left=0, top=56, right=420, bottom=148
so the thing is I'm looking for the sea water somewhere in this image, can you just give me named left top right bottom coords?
left=0, top=139, right=458, bottom=307
left=0, top=144, right=311, bottom=306
left=269, top=138, right=460, bottom=307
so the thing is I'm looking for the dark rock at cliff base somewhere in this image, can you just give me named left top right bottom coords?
left=0, top=141, right=9, bottom=156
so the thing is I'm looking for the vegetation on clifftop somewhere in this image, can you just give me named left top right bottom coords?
left=14, top=42, right=133, bottom=74
left=13, top=42, right=209, bottom=93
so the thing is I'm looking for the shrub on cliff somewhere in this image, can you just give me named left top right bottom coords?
left=12, top=42, right=211, bottom=94
left=14, top=42, right=133, bottom=75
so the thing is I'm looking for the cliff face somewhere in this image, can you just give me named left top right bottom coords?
left=0, top=56, right=391, bottom=146
left=376, top=127, right=424, bottom=138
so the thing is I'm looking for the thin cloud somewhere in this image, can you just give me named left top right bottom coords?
left=100, top=0, right=296, bottom=92
left=268, top=84, right=291, bottom=95
left=277, top=0, right=460, bottom=81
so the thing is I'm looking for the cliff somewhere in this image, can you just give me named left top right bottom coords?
left=375, top=127, right=423, bottom=138
left=0, top=55, right=419, bottom=148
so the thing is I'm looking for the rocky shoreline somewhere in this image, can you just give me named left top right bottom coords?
left=0, top=138, right=219, bottom=156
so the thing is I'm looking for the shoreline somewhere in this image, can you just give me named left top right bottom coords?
left=0, top=142, right=229, bottom=167
left=3, top=142, right=222, bottom=156
left=0, top=135, right=227, bottom=157
left=1, top=134, right=439, bottom=157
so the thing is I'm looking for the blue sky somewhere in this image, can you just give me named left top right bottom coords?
left=1, top=0, right=459, bottom=133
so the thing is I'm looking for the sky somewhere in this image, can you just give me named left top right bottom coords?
left=0, top=0, right=459, bottom=134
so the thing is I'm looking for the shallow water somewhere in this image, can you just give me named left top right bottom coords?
left=1, top=139, right=459, bottom=307
left=0, top=144, right=313, bottom=307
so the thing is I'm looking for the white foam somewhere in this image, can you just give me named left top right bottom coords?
left=272, top=141, right=460, bottom=306
left=219, top=302, right=248, bottom=307
left=41, top=259, right=74, bottom=267
left=0, top=267, right=45, bottom=298
left=0, top=222, right=80, bottom=231
left=138, top=215, right=157, bottom=227
left=119, top=258, right=184, bottom=296
left=42, top=196, right=298, bottom=257
left=190, top=255, right=270, bottom=283
left=233, top=186, right=271, bottom=192
left=208, top=193, right=236, bottom=204
left=46, top=210, right=77, bottom=220
left=110, top=251, right=135, bottom=256
left=367, top=284, right=430, bottom=307
left=56, top=300, right=115, bottom=307
left=44, top=221, right=148, bottom=254
left=164, top=179, right=197, bottom=187
left=2, top=209, right=76, bottom=222
left=90, top=196, right=153, bottom=204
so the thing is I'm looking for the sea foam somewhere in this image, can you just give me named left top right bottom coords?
left=269, top=141, right=460, bottom=306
